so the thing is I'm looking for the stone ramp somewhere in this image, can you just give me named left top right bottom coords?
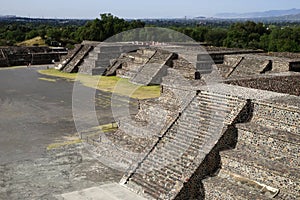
left=121, top=91, right=247, bottom=199
left=62, top=45, right=93, bottom=73
left=130, top=50, right=177, bottom=85
left=203, top=95, right=300, bottom=199
left=219, top=54, right=298, bottom=79
left=56, top=183, right=146, bottom=200
left=229, top=56, right=271, bottom=78
left=58, top=44, right=82, bottom=70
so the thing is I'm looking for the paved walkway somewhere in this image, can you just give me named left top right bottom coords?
left=56, top=183, right=146, bottom=200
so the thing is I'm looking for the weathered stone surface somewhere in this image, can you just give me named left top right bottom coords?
left=226, top=72, right=300, bottom=96
left=0, top=144, right=122, bottom=200
left=0, top=46, right=66, bottom=67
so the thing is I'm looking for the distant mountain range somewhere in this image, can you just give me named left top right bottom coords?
left=215, top=8, right=300, bottom=19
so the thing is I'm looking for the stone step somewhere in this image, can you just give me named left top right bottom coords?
left=203, top=173, right=274, bottom=200
left=198, top=93, right=243, bottom=108
left=138, top=155, right=188, bottom=178
left=220, top=149, right=300, bottom=196
left=177, top=121, right=222, bottom=138
left=192, top=105, right=231, bottom=120
left=182, top=111, right=228, bottom=126
left=200, top=90, right=244, bottom=102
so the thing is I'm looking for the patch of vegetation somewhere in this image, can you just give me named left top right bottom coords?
left=2, top=14, right=300, bottom=52
left=46, top=138, right=82, bottom=150
left=17, top=36, right=46, bottom=46
left=38, top=77, right=56, bottom=82
left=38, top=69, right=161, bottom=99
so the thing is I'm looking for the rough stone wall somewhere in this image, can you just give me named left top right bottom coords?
left=0, top=46, right=66, bottom=67
left=200, top=84, right=300, bottom=199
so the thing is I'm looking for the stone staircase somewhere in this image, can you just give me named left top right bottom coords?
left=203, top=97, right=300, bottom=199
left=130, top=50, right=177, bottom=85
left=62, top=45, right=93, bottom=73
left=121, top=90, right=247, bottom=199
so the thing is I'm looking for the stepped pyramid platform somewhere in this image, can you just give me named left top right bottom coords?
left=78, top=43, right=148, bottom=75
left=59, top=81, right=300, bottom=199
left=106, top=46, right=217, bottom=86
left=217, top=53, right=300, bottom=79
left=55, top=42, right=300, bottom=199
left=121, top=88, right=247, bottom=199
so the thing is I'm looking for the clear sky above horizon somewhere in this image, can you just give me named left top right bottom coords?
left=1, top=0, right=300, bottom=19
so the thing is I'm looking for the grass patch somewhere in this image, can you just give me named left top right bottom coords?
left=17, top=36, right=46, bottom=46
left=38, top=69, right=160, bottom=99
left=79, top=123, right=118, bottom=138
left=47, top=138, right=82, bottom=150
left=38, top=68, right=77, bottom=79
left=38, top=77, right=56, bottom=82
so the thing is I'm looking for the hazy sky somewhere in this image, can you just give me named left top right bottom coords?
left=1, top=0, right=300, bottom=19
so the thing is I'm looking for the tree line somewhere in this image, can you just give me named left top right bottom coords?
left=1, top=14, right=300, bottom=52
